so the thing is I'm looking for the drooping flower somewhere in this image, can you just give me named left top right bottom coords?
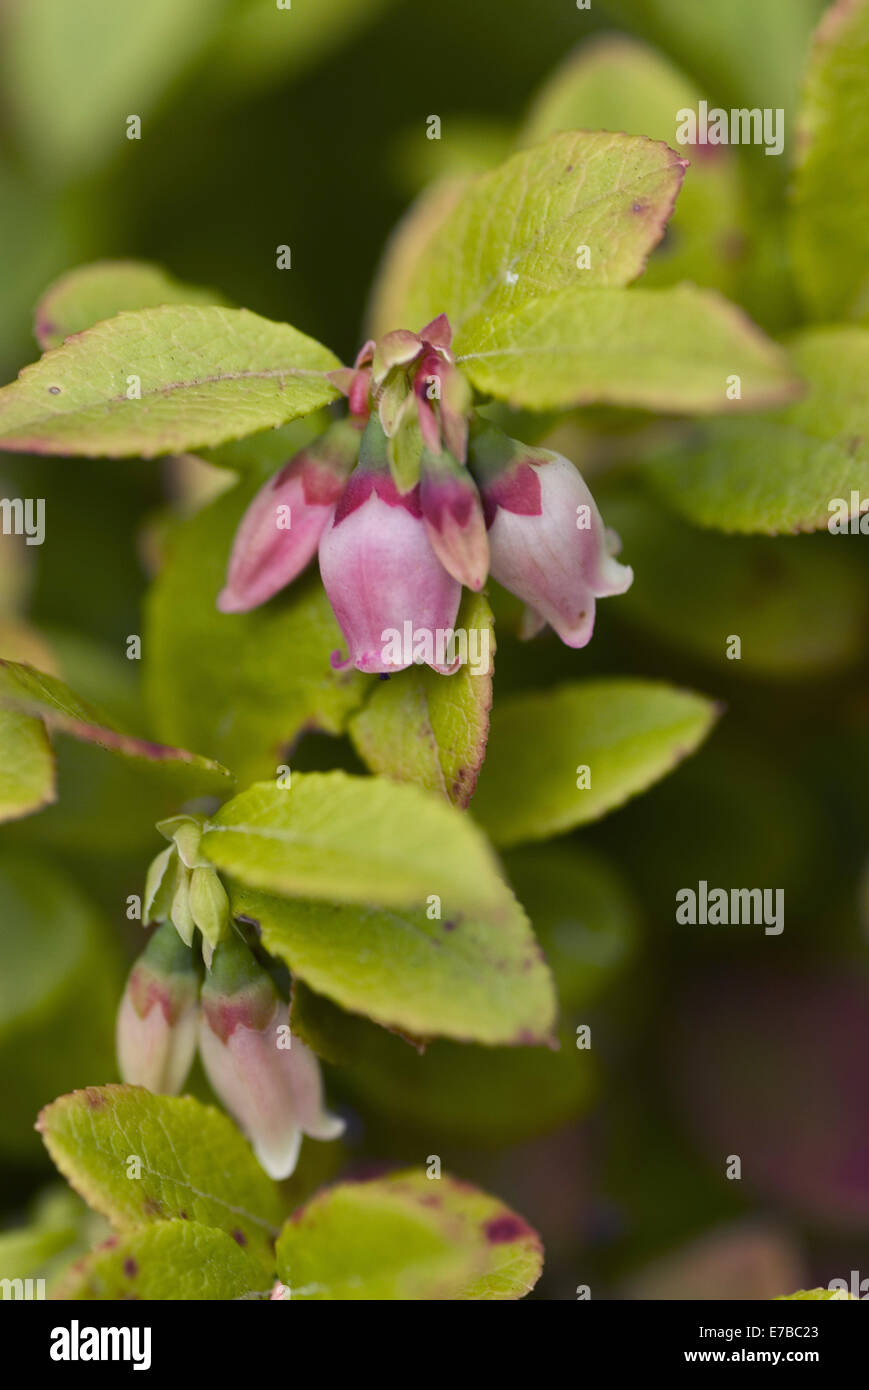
left=217, top=418, right=361, bottom=613
left=469, top=421, right=633, bottom=647
left=418, top=446, right=489, bottom=591
left=216, top=319, right=633, bottom=667
left=116, top=922, right=199, bottom=1095
left=198, top=935, right=344, bottom=1180
left=319, top=416, right=462, bottom=673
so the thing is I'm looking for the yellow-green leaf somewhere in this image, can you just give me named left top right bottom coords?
left=520, top=35, right=747, bottom=295
left=276, top=1170, right=543, bottom=1300
left=0, top=306, right=341, bottom=458
left=401, top=130, right=686, bottom=337
left=647, top=328, right=869, bottom=532
left=472, top=679, right=719, bottom=847
left=37, top=1087, right=283, bottom=1268
left=54, top=1222, right=269, bottom=1300
left=202, top=771, right=512, bottom=921
left=457, top=285, right=800, bottom=413
left=230, top=875, right=556, bottom=1045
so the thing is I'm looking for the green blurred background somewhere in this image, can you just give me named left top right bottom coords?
left=2, top=0, right=869, bottom=1301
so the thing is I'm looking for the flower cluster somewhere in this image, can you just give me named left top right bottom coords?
left=218, top=316, right=633, bottom=672
left=116, top=826, right=343, bottom=1179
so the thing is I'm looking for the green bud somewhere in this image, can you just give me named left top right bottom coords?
left=143, top=844, right=178, bottom=923
left=156, top=813, right=210, bottom=869
left=170, top=865, right=196, bottom=948
left=189, top=867, right=231, bottom=968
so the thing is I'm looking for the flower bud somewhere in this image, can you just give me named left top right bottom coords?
left=217, top=419, right=361, bottom=613
left=189, top=866, right=231, bottom=969
left=116, top=923, right=199, bottom=1095
left=145, top=817, right=229, bottom=962
left=199, top=936, right=344, bottom=1180
left=469, top=423, right=633, bottom=647
left=319, top=417, right=461, bottom=674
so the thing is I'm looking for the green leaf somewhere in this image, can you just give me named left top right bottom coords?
left=349, top=591, right=494, bottom=807
left=647, top=328, right=869, bottom=533
left=202, top=771, right=513, bottom=921
left=0, top=704, right=55, bottom=822
left=144, top=477, right=368, bottom=785
left=228, top=876, right=556, bottom=1045
left=457, top=285, right=800, bottom=413
left=0, top=306, right=341, bottom=458
left=34, top=260, right=228, bottom=350
left=471, top=679, right=719, bottom=847
left=275, top=1170, right=543, bottom=1300
left=0, top=853, right=120, bottom=1158
left=0, top=658, right=232, bottom=796
left=401, top=131, right=686, bottom=337
left=791, top=0, right=869, bottom=320
left=606, top=491, right=868, bottom=676
left=520, top=36, right=747, bottom=296
left=1, top=0, right=225, bottom=179
left=54, top=1222, right=269, bottom=1301
left=37, top=1087, right=283, bottom=1268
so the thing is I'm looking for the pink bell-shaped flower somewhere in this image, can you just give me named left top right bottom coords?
left=217, top=418, right=361, bottom=613
left=470, top=423, right=633, bottom=647
left=419, top=448, right=489, bottom=592
left=199, top=935, right=344, bottom=1181
left=318, top=417, right=461, bottom=674
left=116, top=923, right=199, bottom=1095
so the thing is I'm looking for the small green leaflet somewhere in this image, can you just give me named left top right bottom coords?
left=472, top=679, right=719, bottom=847
left=275, top=1170, right=543, bottom=1300
left=0, top=306, right=341, bottom=458
left=37, top=1087, right=283, bottom=1269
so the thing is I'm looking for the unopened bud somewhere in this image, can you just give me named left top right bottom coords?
left=116, top=923, right=199, bottom=1095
